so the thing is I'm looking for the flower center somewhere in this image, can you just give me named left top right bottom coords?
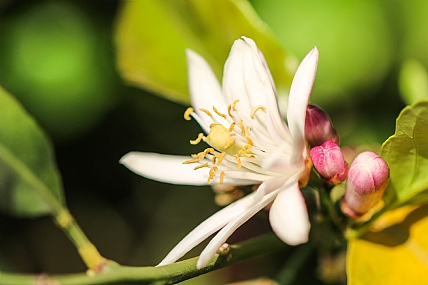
left=183, top=101, right=266, bottom=185
left=206, top=124, right=241, bottom=155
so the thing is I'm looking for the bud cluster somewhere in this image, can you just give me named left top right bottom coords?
left=306, top=105, right=390, bottom=219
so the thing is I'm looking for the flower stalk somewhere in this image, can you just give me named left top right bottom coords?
left=54, top=208, right=107, bottom=271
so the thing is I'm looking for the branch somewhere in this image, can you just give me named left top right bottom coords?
left=0, top=233, right=289, bottom=285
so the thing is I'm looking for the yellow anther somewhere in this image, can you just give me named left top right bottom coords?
left=213, top=106, right=227, bottom=119
left=203, top=148, right=214, bottom=155
left=227, top=104, right=234, bottom=119
left=232, top=99, right=240, bottom=111
left=234, top=155, right=242, bottom=168
left=226, top=135, right=236, bottom=148
left=184, top=107, right=194, bottom=121
left=244, top=144, right=252, bottom=150
left=212, top=156, right=217, bottom=164
left=210, top=166, right=218, bottom=175
left=239, top=150, right=255, bottom=158
left=194, top=163, right=209, bottom=170
left=216, top=152, right=226, bottom=165
left=183, top=158, right=200, bottom=164
left=250, top=105, right=267, bottom=119
left=210, top=123, right=221, bottom=128
left=192, top=149, right=209, bottom=160
left=220, top=171, right=225, bottom=185
left=245, top=136, right=253, bottom=146
left=190, top=133, right=205, bottom=145
left=239, top=119, right=246, bottom=136
left=228, top=123, right=235, bottom=132
left=199, top=108, right=213, bottom=117
left=208, top=166, right=218, bottom=183
left=191, top=153, right=199, bottom=158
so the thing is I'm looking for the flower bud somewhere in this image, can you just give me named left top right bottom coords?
left=310, top=140, right=348, bottom=184
left=305, top=104, right=339, bottom=147
left=341, top=151, right=390, bottom=218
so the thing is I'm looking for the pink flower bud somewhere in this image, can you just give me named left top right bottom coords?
left=341, top=151, right=390, bottom=218
left=310, top=140, right=348, bottom=184
left=305, top=104, right=339, bottom=147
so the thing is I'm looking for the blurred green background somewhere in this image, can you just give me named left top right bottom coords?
left=0, top=0, right=426, bottom=284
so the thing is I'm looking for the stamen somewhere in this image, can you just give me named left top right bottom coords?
left=213, top=106, right=227, bottom=119
left=199, top=108, right=213, bottom=117
left=239, top=150, right=255, bottom=158
left=190, top=133, right=204, bottom=145
left=210, top=166, right=218, bottom=174
left=232, top=99, right=240, bottom=111
left=183, top=158, right=200, bottom=164
left=245, top=136, right=253, bottom=146
left=208, top=166, right=218, bottom=183
left=203, top=148, right=214, bottom=155
left=225, top=134, right=236, bottom=149
left=227, top=104, right=234, bottom=119
left=220, top=171, right=225, bottom=185
left=191, top=152, right=203, bottom=159
left=184, top=107, right=194, bottom=121
left=244, top=144, right=252, bottom=150
left=239, top=119, right=246, bottom=136
left=210, top=123, right=221, bottom=128
left=212, top=156, right=217, bottom=164
left=250, top=105, right=267, bottom=119
left=245, top=126, right=251, bottom=136
left=216, top=152, right=226, bottom=165
left=194, top=163, right=209, bottom=170
left=228, top=123, right=236, bottom=132
left=234, top=155, right=242, bottom=168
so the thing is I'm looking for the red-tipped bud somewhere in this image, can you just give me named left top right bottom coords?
left=341, top=151, right=390, bottom=218
left=305, top=104, right=339, bottom=147
left=310, top=140, right=348, bottom=184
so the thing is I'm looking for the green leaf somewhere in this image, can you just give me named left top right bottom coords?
left=399, top=59, right=428, bottom=105
left=0, top=86, right=64, bottom=217
left=347, top=204, right=428, bottom=285
left=381, top=100, right=428, bottom=208
left=114, top=0, right=294, bottom=105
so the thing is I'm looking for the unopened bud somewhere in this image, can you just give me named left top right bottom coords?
left=341, top=151, right=390, bottom=218
left=305, top=104, right=339, bottom=147
left=310, top=140, right=348, bottom=184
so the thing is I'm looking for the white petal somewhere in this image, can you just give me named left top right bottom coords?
left=157, top=191, right=265, bottom=266
left=197, top=190, right=278, bottom=268
left=186, top=49, right=229, bottom=131
left=287, top=47, right=319, bottom=163
left=223, top=171, right=272, bottom=182
left=241, top=37, right=289, bottom=142
left=269, top=182, right=310, bottom=245
left=222, top=39, right=253, bottom=119
left=120, top=152, right=252, bottom=185
left=262, top=143, right=290, bottom=172
left=253, top=175, right=290, bottom=201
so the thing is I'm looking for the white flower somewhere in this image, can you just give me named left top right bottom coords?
left=120, top=37, right=319, bottom=269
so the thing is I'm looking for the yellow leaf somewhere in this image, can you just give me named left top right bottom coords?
left=347, top=204, right=428, bottom=284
